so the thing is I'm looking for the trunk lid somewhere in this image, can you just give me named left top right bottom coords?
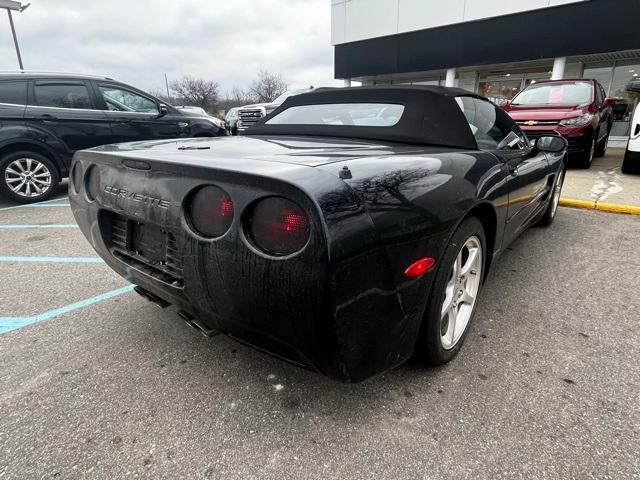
left=89, top=135, right=427, bottom=168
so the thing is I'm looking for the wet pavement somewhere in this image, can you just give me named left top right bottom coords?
left=562, top=148, right=640, bottom=208
left=1, top=187, right=639, bottom=479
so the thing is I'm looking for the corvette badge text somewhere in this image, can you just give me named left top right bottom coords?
left=103, top=185, right=171, bottom=209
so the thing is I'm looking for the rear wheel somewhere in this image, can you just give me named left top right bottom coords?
left=415, top=217, right=486, bottom=365
left=577, top=137, right=596, bottom=169
left=594, top=132, right=609, bottom=158
left=536, top=166, right=566, bottom=227
left=0, top=151, right=60, bottom=204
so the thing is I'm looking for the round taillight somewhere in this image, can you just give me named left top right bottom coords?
left=71, top=162, right=83, bottom=194
left=248, top=197, right=310, bottom=256
left=85, top=165, right=100, bottom=201
left=189, top=186, right=234, bottom=238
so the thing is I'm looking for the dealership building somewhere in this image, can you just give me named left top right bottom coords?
left=332, top=0, right=640, bottom=142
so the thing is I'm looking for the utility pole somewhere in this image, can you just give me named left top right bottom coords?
left=1, top=1, right=30, bottom=70
left=164, top=73, right=171, bottom=103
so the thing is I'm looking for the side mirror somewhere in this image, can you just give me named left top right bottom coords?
left=500, top=100, right=510, bottom=109
left=535, top=135, right=567, bottom=153
left=603, top=98, right=616, bottom=107
left=157, top=104, right=169, bottom=118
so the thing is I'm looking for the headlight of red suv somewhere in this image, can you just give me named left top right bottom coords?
left=559, top=114, right=594, bottom=126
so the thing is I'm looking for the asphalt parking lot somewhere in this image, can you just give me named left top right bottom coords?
left=0, top=184, right=639, bottom=480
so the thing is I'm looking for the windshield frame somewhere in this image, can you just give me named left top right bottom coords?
left=272, top=89, right=310, bottom=105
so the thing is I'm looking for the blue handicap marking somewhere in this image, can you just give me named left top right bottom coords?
left=0, top=285, right=135, bottom=335
left=0, top=197, right=71, bottom=212
left=0, top=256, right=104, bottom=263
left=0, top=224, right=78, bottom=229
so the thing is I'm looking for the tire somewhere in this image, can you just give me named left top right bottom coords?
left=594, top=132, right=609, bottom=158
left=622, top=150, right=640, bottom=175
left=415, top=217, right=486, bottom=366
left=0, top=151, right=60, bottom=204
left=578, top=136, right=596, bottom=169
left=536, top=165, right=566, bottom=227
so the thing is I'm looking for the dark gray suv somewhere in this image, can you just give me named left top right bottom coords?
left=0, top=72, right=226, bottom=203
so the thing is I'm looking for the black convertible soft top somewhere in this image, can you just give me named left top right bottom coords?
left=244, top=86, right=482, bottom=150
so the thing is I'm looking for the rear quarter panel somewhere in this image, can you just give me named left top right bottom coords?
left=317, top=150, right=509, bottom=379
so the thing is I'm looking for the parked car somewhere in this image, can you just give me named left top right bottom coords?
left=176, top=106, right=226, bottom=130
left=176, top=105, right=207, bottom=116
left=69, top=86, right=567, bottom=382
left=0, top=72, right=226, bottom=203
left=502, top=79, right=613, bottom=168
left=236, top=88, right=313, bottom=133
left=225, top=107, right=240, bottom=136
left=622, top=80, right=640, bottom=175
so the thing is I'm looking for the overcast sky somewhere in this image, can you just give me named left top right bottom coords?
left=0, top=0, right=340, bottom=96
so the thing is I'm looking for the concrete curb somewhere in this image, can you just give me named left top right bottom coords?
left=560, top=198, right=640, bottom=216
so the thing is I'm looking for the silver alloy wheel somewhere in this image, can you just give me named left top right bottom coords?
left=4, top=158, right=52, bottom=198
left=440, top=236, right=483, bottom=350
left=550, top=169, right=565, bottom=219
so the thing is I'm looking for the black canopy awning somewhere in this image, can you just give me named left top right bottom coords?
left=334, top=0, right=640, bottom=80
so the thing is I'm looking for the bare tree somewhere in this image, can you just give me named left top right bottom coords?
left=169, top=76, right=220, bottom=113
left=231, top=86, right=256, bottom=105
left=218, top=86, right=258, bottom=112
left=149, top=89, right=172, bottom=105
left=248, top=70, right=287, bottom=103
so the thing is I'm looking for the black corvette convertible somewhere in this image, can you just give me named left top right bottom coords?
left=70, top=86, right=567, bottom=382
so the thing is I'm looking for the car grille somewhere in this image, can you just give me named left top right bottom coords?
left=238, top=108, right=264, bottom=131
left=516, top=120, right=559, bottom=126
left=524, top=130, right=558, bottom=140
left=524, top=130, right=583, bottom=152
left=105, top=213, right=184, bottom=288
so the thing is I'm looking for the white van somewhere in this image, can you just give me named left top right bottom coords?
left=622, top=81, right=640, bottom=174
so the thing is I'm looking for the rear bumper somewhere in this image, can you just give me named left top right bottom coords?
left=69, top=150, right=420, bottom=382
left=69, top=152, right=339, bottom=374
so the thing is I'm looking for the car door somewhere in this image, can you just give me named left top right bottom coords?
left=24, top=79, right=112, bottom=162
left=456, top=96, right=550, bottom=244
left=93, top=82, right=180, bottom=143
left=597, top=82, right=613, bottom=142
left=593, top=82, right=607, bottom=143
left=498, top=139, right=551, bottom=241
left=0, top=79, right=27, bottom=127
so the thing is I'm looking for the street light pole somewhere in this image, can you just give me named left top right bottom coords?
left=1, top=0, right=30, bottom=70
left=6, top=9, right=24, bottom=70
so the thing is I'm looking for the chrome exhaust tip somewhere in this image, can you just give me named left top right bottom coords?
left=177, top=310, right=220, bottom=338
left=133, top=286, right=171, bottom=309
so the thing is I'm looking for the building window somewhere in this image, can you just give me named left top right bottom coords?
left=478, top=79, right=522, bottom=104
left=583, top=64, right=614, bottom=94
left=610, top=62, right=640, bottom=137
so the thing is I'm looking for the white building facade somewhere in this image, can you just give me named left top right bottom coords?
left=332, top=0, right=640, bottom=140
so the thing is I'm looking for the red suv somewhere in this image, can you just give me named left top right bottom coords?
left=502, top=79, right=613, bottom=168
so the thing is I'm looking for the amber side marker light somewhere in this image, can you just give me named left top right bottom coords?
left=404, top=257, right=436, bottom=278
